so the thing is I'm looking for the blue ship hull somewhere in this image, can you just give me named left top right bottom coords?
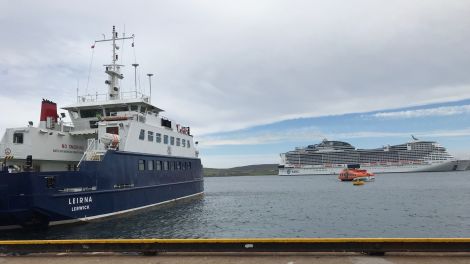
left=0, top=150, right=204, bottom=229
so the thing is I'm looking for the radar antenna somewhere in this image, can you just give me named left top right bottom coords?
left=91, top=25, right=135, bottom=100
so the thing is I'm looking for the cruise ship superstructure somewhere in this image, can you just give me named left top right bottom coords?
left=279, top=138, right=469, bottom=175
left=0, top=26, right=203, bottom=229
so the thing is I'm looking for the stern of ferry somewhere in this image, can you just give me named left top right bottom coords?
left=0, top=169, right=44, bottom=229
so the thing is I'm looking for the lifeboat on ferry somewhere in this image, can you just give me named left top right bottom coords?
left=101, top=133, right=120, bottom=149
left=338, top=168, right=375, bottom=181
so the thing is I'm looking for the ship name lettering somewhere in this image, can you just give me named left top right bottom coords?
left=68, top=144, right=84, bottom=150
left=60, top=144, right=85, bottom=151
left=71, top=205, right=90, bottom=212
left=68, top=196, right=93, bottom=205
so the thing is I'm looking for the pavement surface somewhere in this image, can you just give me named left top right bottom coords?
left=2, top=252, right=470, bottom=264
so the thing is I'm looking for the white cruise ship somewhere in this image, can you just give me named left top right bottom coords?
left=278, top=138, right=470, bottom=175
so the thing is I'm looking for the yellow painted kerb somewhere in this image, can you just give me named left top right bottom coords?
left=1, top=238, right=470, bottom=245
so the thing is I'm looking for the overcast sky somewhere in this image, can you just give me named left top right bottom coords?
left=1, top=0, right=470, bottom=167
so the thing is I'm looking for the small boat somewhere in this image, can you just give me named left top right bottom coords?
left=354, top=176, right=375, bottom=182
left=338, top=168, right=374, bottom=181
left=352, top=179, right=365, bottom=186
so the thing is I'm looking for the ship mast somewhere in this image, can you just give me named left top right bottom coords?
left=93, top=26, right=134, bottom=100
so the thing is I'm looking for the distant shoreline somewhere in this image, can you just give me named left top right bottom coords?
left=203, top=164, right=278, bottom=177
left=204, top=174, right=276, bottom=177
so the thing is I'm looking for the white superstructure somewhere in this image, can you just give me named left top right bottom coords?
left=0, top=26, right=198, bottom=173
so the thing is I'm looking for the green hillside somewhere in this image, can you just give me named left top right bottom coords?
left=203, top=164, right=278, bottom=177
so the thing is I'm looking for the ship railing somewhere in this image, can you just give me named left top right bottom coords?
left=77, top=91, right=150, bottom=103
left=78, top=139, right=106, bottom=167
left=78, top=93, right=108, bottom=103
left=58, top=121, right=75, bottom=132
left=121, top=91, right=150, bottom=101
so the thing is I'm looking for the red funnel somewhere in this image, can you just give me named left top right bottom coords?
left=40, top=99, right=58, bottom=122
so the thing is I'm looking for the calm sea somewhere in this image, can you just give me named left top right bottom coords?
left=2, top=171, right=470, bottom=239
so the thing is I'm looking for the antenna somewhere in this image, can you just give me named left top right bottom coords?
left=147, top=73, right=154, bottom=103
left=132, top=63, right=139, bottom=92
left=76, top=80, right=79, bottom=103
left=92, top=25, right=134, bottom=100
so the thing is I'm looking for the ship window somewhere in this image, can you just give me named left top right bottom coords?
left=13, top=133, right=24, bottom=144
left=170, top=136, right=175, bottom=146
left=106, top=127, right=119, bottom=135
left=139, top=129, right=145, bottom=140
left=45, top=176, right=56, bottom=189
left=89, top=120, right=99, bottom=129
left=161, top=119, right=172, bottom=128
left=177, top=161, right=181, bottom=170
left=182, top=139, right=186, bottom=147
left=156, top=160, right=162, bottom=170
left=163, top=135, right=169, bottom=144
left=182, top=162, right=186, bottom=170
left=188, top=162, right=192, bottom=169
left=70, top=110, right=79, bottom=119
left=148, top=160, right=154, bottom=171
left=80, top=109, right=102, bottom=118
left=130, top=105, right=139, bottom=112
left=105, top=106, right=128, bottom=116
left=138, top=160, right=145, bottom=171
left=163, top=161, right=169, bottom=170
left=176, top=138, right=181, bottom=147
left=156, top=133, right=161, bottom=143
left=168, top=161, right=173, bottom=171
left=148, top=131, right=154, bottom=141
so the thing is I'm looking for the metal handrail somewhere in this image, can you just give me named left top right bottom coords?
left=77, top=139, right=97, bottom=167
left=77, top=91, right=149, bottom=103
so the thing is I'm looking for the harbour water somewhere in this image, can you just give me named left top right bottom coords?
left=1, top=171, right=470, bottom=239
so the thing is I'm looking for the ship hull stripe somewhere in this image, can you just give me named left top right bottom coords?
left=50, top=191, right=204, bottom=226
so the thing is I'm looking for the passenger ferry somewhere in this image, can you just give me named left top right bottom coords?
left=279, top=138, right=470, bottom=176
left=0, top=26, right=203, bottom=229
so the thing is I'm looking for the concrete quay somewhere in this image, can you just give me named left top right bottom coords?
left=3, top=252, right=470, bottom=264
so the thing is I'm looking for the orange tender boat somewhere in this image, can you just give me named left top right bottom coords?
left=338, top=168, right=375, bottom=181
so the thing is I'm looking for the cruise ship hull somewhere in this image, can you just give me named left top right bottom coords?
left=0, top=151, right=204, bottom=229
left=278, top=160, right=470, bottom=176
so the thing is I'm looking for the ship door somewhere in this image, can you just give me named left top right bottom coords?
left=106, top=126, right=119, bottom=135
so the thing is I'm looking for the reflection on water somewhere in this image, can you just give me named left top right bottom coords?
left=2, top=171, right=470, bottom=239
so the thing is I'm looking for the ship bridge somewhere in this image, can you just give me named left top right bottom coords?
left=62, top=98, right=164, bottom=132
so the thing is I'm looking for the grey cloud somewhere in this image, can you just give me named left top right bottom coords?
left=1, top=0, right=470, bottom=135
